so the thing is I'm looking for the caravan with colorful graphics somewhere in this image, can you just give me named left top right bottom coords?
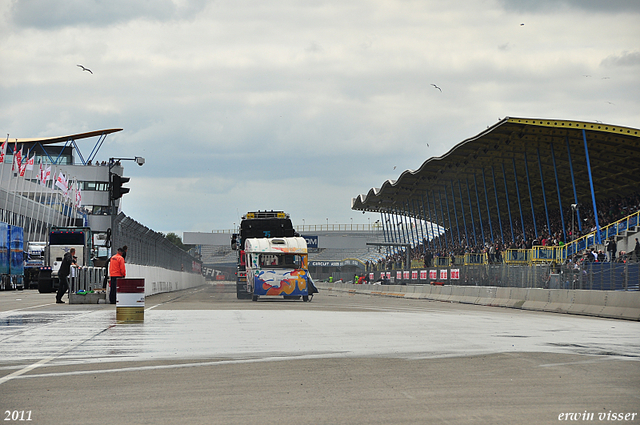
left=244, top=236, right=313, bottom=302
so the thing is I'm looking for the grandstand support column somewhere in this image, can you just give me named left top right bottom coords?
left=425, top=190, right=437, bottom=247
left=391, top=208, right=401, bottom=245
left=438, top=191, right=449, bottom=249
left=491, top=166, right=505, bottom=244
left=398, top=209, right=408, bottom=245
left=582, top=129, right=601, bottom=244
left=473, top=174, right=485, bottom=246
left=566, top=136, right=582, bottom=232
left=414, top=199, right=427, bottom=253
left=381, top=211, right=391, bottom=258
left=411, top=200, right=420, bottom=249
left=550, top=142, right=567, bottom=242
left=406, top=200, right=417, bottom=249
left=465, top=179, right=478, bottom=246
left=481, top=168, right=494, bottom=243
left=523, top=151, right=538, bottom=239
left=430, top=190, right=442, bottom=252
left=502, top=163, right=515, bottom=244
left=536, top=148, right=552, bottom=238
left=380, top=212, right=388, bottom=244
left=446, top=185, right=461, bottom=245
left=388, top=210, right=396, bottom=244
left=421, top=195, right=432, bottom=249
left=457, top=180, right=470, bottom=247
left=512, top=157, right=527, bottom=243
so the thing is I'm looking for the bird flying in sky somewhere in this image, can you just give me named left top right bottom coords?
left=431, top=84, right=442, bottom=92
left=77, top=64, right=93, bottom=74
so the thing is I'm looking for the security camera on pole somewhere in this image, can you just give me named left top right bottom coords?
left=108, top=157, right=144, bottom=255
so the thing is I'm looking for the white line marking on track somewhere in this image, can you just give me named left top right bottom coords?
left=8, top=353, right=350, bottom=381
left=0, top=323, right=116, bottom=385
left=1, top=302, right=58, bottom=315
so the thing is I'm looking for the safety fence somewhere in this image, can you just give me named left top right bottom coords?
left=359, top=262, right=639, bottom=291
left=112, top=213, right=202, bottom=274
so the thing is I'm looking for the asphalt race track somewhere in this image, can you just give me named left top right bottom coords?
left=1, top=283, right=639, bottom=425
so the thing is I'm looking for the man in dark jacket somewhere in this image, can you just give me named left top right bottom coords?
left=56, top=248, right=76, bottom=304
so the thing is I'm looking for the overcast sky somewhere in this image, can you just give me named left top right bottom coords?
left=1, top=0, right=639, bottom=235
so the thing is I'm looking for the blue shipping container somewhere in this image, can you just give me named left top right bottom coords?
left=0, top=222, right=8, bottom=275
left=10, top=225, right=24, bottom=276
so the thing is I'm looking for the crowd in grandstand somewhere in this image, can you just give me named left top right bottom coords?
left=371, top=192, right=640, bottom=270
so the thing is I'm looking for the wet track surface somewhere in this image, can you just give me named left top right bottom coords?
left=1, top=283, right=639, bottom=424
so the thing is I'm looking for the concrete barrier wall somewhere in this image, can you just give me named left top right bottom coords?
left=316, top=283, right=640, bottom=321
left=125, top=264, right=205, bottom=297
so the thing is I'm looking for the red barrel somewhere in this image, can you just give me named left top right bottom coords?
left=116, top=278, right=145, bottom=322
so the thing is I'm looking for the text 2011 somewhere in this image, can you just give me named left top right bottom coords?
left=4, top=411, right=32, bottom=421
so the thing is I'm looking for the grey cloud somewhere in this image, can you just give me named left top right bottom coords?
left=601, top=51, right=640, bottom=67
left=9, top=0, right=208, bottom=29
left=497, top=0, right=640, bottom=13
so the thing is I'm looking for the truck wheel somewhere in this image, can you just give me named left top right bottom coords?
left=302, top=295, right=309, bottom=302
left=252, top=295, right=259, bottom=302
left=38, top=279, right=53, bottom=293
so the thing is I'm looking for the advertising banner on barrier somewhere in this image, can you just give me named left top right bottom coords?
left=301, top=235, right=318, bottom=249
left=386, top=272, right=391, bottom=279
left=429, top=269, right=437, bottom=279
left=420, top=270, right=427, bottom=280
left=440, top=269, right=448, bottom=280
left=369, top=273, right=374, bottom=280
left=451, top=269, right=460, bottom=279
left=397, top=271, right=402, bottom=280
left=403, top=271, right=410, bottom=280
left=411, top=270, right=418, bottom=280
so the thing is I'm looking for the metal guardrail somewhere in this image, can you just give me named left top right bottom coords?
left=69, top=266, right=105, bottom=293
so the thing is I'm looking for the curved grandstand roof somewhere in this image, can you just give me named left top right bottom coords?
left=352, top=117, right=640, bottom=232
left=12, top=128, right=123, bottom=145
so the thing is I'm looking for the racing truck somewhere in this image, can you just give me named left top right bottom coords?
left=231, top=211, right=304, bottom=300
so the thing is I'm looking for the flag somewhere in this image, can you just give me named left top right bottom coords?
left=40, top=164, right=51, bottom=186
left=75, top=182, right=82, bottom=207
left=55, top=171, right=68, bottom=195
left=26, top=154, right=35, bottom=171
left=19, top=153, right=27, bottom=177
left=12, top=143, right=20, bottom=171
left=0, top=137, right=7, bottom=163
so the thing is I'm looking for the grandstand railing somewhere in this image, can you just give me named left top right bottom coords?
left=504, top=249, right=531, bottom=265
left=531, top=246, right=565, bottom=264
left=435, top=256, right=451, bottom=267
left=565, top=210, right=640, bottom=257
left=464, top=253, right=487, bottom=265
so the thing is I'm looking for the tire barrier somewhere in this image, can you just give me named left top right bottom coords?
left=317, top=282, right=640, bottom=321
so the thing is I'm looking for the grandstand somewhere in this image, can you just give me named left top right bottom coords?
left=352, top=117, right=640, bottom=289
